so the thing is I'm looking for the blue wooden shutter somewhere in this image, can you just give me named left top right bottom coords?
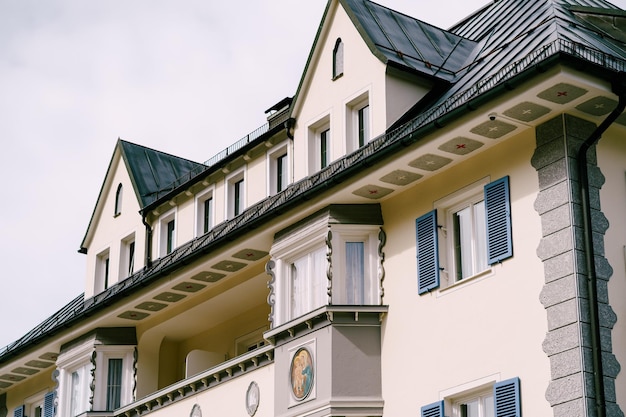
left=421, top=400, right=444, bottom=417
left=416, top=210, right=440, bottom=294
left=13, top=405, right=25, bottom=417
left=494, top=377, right=521, bottom=417
left=484, top=176, right=513, bottom=264
left=44, top=391, right=55, bottom=417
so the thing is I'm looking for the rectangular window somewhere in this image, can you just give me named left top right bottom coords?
left=234, top=179, right=244, bottom=216
left=106, top=358, right=123, bottom=410
left=358, top=105, right=370, bottom=147
left=320, top=129, right=330, bottom=169
left=422, top=377, right=520, bottom=417
left=203, top=197, right=213, bottom=233
left=276, top=153, right=288, bottom=192
left=416, top=177, right=512, bottom=293
left=127, top=241, right=135, bottom=276
left=166, top=219, right=175, bottom=254
left=345, top=242, right=365, bottom=304
left=69, top=364, right=90, bottom=417
left=290, top=246, right=327, bottom=320
left=96, top=249, right=111, bottom=293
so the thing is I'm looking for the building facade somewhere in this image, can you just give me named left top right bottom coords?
left=1, top=0, right=625, bottom=416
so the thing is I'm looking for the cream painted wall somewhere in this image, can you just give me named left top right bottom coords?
left=596, top=126, right=626, bottom=409
left=379, top=130, right=552, bottom=415
left=385, top=71, right=432, bottom=127
left=84, top=154, right=145, bottom=298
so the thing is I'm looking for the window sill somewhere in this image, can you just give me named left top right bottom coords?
left=438, top=267, right=494, bottom=295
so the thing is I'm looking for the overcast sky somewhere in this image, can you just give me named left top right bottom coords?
left=1, top=0, right=625, bottom=350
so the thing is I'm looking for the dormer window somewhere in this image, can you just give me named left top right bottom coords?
left=333, top=38, right=344, bottom=79
left=114, top=183, right=123, bottom=217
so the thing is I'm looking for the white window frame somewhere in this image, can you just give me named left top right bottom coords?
left=434, top=177, right=492, bottom=289
left=92, top=346, right=135, bottom=412
left=267, top=140, right=290, bottom=196
left=56, top=340, right=94, bottom=417
left=114, top=183, right=123, bottom=217
left=195, top=186, right=215, bottom=236
left=158, top=208, right=177, bottom=256
left=332, top=38, right=344, bottom=80
left=271, top=218, right=329, bottom=326
left=440, top=374, right=500, bottom=417
left=346, top=91, right=371, bottom=153
left=330, top=224, right=380, bottom=305
left=24, top=390, right=46, bottom=417
left=307, top=115, right=331, bottom=175
left=225, top=167, right=246, bottom=219
left=119, top=233, right=135, bottom=279
left=95, top=248, right=110, bottom=293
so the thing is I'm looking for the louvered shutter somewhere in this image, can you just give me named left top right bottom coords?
left=494, top=377, right=521, bottom=417
left=44, top=391, right=55, bottom=417
left=421, top=400, right=444, bottom=417
left=416, top=210, right=440, bottom=294
left=13, top=405, right=25, bottom=417
left=484, top=176, right=513, bottom=264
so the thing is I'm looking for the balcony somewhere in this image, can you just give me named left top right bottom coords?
left=115, top=345, right=274, bottom=417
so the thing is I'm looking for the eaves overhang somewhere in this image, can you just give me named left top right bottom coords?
left=3, top=38, right=625, bottom=374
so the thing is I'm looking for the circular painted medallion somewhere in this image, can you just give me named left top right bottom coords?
left=289, top=347, right=314, bottom=400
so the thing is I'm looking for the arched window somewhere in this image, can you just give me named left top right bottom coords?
left=114, top=183, right=123, bottom=216
left=333, top=38, right=344, bottom=79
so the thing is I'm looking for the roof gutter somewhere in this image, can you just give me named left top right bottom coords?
left=576, top=72, right=626, bottom=417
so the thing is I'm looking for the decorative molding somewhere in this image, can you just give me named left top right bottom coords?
left=378, top=227, right=386, bottom=304
left=245, top=381, right=260, bottom=416
left=325, top=229, right=333, bottom=304
left=133, top=347, right=138, bottom=401
left=265, top=260, right=276, bottom=328
left=89, top=350, right=97, bottom=410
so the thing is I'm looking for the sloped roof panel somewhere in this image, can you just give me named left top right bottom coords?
left=119, top=140, right=204, bottom=208
left=343, top=0, right=478, bottom=80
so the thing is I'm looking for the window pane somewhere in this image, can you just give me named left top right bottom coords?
left=474, top=200, right=488, bottom=273
left=291, top=257, right=307, bottom=318
left=310, top=246, right=327, bottom=309
left=277, top=154, right=287, bottom=192
left=358, top=105, right=369, bottom=147
left=455, top=206, right=473, bottom=279
left=203, top=197, right=213, bottom=233
left=483, top=394, right=494, bottom=417
left=320, top=129, right=329, bottom=168
left=106, top=358, right=123, bottom=410
left=166, top=219, right=175, bottom=254
left=128, top=241, right=135, bottom=276
left=345, top=242, right=365, bottom=304
left=234, top=179, right=244, bottom=216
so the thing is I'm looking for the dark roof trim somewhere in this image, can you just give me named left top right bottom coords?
left=569, top=5, right=626, bottom=17
left=3, top=39, right=625, bottom=366
left=141, top=121, right=288, bottom=214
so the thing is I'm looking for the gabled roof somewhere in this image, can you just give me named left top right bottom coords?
left=118, top=140, right=204, bottom=208
left=79, top=140, right=204, bottom=252
left=391, top=0, right=626, bottom=130
left=341, top=0, right=479, bottom=81
left=441, top=0, right=626, bottom=102
left=4, top=0, right=626, bottom=378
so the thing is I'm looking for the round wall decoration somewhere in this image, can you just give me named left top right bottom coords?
left=190, top=404, right=202, bottom=417
left=246, top=381, right=260, bottom=416
left=289, top=347, right=314, bottom=400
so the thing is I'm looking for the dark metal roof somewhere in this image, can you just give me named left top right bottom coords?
left=341, top=0, right=478, bottom=81
left=119, top=140, right=205, bottom=208
left=3, top=0, right=626, bottom=365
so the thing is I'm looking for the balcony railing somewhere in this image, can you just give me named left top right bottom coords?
left=115, top=345, right=274, bottom=417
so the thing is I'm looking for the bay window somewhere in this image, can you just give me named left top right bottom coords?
left=268, top=204, right=384, bottom=327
